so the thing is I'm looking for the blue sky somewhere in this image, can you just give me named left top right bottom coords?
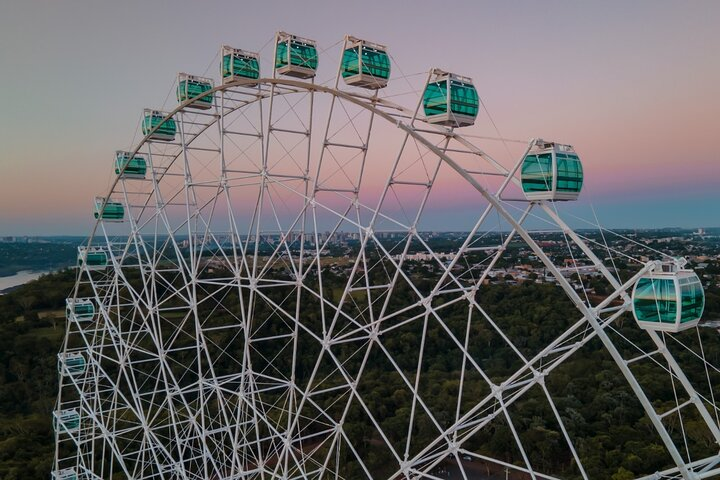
left=0, top=0, right=718, bottom=234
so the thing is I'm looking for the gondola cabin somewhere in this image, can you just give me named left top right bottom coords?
left=94, top=197, right=124, bottom=222
left=632, top=266, right=704, bottom=333
left=142, top=109, right=176, bottom=141
left=221, top=46, right=260, bottom=85
left=521, top=141, right=583, bottom=201
left=275, top=32, right=318, bottom=79
left=53, top=409, right=80, bottom=434
left=341, top=36, right=390, bottom=89
left=59, top=352, right=86, bottom=377
left=115, top=151, right=147, bottom=179
left=78, top=246, right=108, bottom=270
left=66, top=298, right=95, bottom=322
left=177, top=73, right=214, bottom=109
left=52, top=469, right=78, bottom=480
left=422, top=70, right=479, bottom=127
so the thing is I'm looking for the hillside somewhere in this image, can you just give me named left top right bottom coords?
left=0, top=269, right=718, bottom=479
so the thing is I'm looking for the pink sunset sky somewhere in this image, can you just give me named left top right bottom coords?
left=0, top=0, right=718, bottom=234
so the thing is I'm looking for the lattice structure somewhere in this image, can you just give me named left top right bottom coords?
left=54, top=32, right=720, bottom=480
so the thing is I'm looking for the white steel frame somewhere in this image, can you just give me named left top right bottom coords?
left=54, top=41, right=720, bottom=480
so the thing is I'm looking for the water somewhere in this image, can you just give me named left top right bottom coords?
left=0, top=270, right=52, bottom=293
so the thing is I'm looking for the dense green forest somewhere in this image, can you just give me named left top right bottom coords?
left=0, top=268, right=718, bottom=479
left=0, top=270, right=75, bottom=479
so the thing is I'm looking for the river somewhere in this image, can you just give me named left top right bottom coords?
left=0, top=270, right=53, bottom=294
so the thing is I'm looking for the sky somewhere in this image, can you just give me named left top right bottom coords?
left=0, top=0, right=718, bottom=235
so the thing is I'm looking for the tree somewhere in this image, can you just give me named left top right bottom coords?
left=611, top=467, right=634, bottom=480
left=17, top=295, right=36, bottom=312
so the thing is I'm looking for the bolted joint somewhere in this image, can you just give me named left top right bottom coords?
left=490, top=383, right=503, bottom=399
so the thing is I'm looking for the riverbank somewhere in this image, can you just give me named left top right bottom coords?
left=0, top=270, right=55, bottom=294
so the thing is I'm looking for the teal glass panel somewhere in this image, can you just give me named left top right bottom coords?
left=556, top=154, right=583, bottom=193
left=521, top=153, right=553, bottom=193
left=115, top=153, right=147, bottom=177
left=75, top=303, right=94, bottom=317
left=341, top=47, right=360, bottom=77
left=83, top=251, right=107, bottom=267
left=634, top=277, right=677, bottom=323
left=361, top=47, right=390, bottom=79
left=423, top=81, right=448, bottom=116
left=222, top=54, right=260, bottom=80
left=679, top=280, right=704, bottom=323
left=275, top=42, right=286, bottom=67
left=94, top=202, right=124, bottom=220
left=62, top=355, right=86, bottom=375
left=275, top=40, right=318, bottom=70
left=177, top=79, right=213, bottom=105
left=142, top=112, right=177, bottom=139
left=341, top=46, right=390, bottom=80
left=68, top=301, right=94, bottom=320
left=54, top=412, right=80, bottom=433
left=449, top=80, right=479, bottom=117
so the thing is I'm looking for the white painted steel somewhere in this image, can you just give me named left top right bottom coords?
left=54, top=44, right=720, bottom=480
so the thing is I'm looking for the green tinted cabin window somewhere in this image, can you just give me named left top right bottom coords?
left=71, top=302, right=95, bottom=319
left=361, top=47, right=390, bottom=79
left=54, top=412, right=80, bottom=433
left=62, top=355, right=86, bottom=375
left=142, top=113, right=176, bottom=138
left=423, top=81, right=448, bottom=116
left=448, top=80, right=479, bottom=117
left=177, top=80, right=213, bottom=105
left=276, top=41, right=318, bottom=70
left=679, top=279, right=704, bottom=322
left=84, top=251, right=107, bottom=266
left=95, top=202, right=124, bottom=220
left=222, top=54, right=260, bottom=80
left=75, top=303, right=94, bottom=316
left=341, top=47, right=360, bottom=77
left=556, top=154, right=583, bottom=193
left=115, top=154, right=147, bottom=177
left=341, top=46, right=390, bottom=80
left=521, top=153, right=553, bottom=193
left=634, top=278, right=677, bottom=323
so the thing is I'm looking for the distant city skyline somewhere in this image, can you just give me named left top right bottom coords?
left=1, top=0, right=719, bottom=235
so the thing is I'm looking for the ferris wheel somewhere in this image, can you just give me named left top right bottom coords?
left=54, top=32, right=720, bottom=480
